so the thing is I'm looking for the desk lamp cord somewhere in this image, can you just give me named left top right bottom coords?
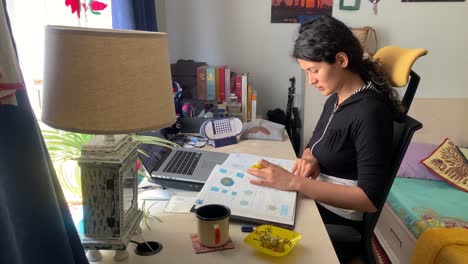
left=130, top=232, right=154, bottom=252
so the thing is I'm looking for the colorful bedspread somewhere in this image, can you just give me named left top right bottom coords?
left=387, top=178, right=468, bottom=239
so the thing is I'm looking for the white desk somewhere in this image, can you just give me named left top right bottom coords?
left=97, top=134, right=339, bottom=263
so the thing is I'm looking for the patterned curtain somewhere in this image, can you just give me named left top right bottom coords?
left=0, top=1, right=88, bottom=263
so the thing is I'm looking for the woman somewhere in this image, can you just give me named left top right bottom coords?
left=247, top=15, right=402, bottom=260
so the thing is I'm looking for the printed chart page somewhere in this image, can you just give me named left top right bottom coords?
left=194, top=164, right=297, bottom=228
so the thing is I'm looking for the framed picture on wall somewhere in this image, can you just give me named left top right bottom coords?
left=402, top=0, right=464, bottom=2
left=339, top=0, right=361, bottom=10
left=271, top=0, right=333, bottom=23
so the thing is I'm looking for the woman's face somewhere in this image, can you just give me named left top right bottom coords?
left=297, top=57, right=347, bottom=96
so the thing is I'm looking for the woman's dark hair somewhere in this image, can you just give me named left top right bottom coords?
left=293, top=15, right=402, bottom=114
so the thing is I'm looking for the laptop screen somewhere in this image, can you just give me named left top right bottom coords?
left=137, top=130, right=172, bottom=174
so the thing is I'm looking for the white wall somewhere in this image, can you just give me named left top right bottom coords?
left=302, top=1, right=468, bottom=151
left=333, top=1, right=468, bottom=99
left=162, top=0, right=303, bottom=117
left=160, top=0, right=468, bottom=150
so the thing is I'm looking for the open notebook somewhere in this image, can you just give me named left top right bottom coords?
left=191, top=153, right=297, bottom=229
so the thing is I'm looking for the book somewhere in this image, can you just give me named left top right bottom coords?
left=235, top=74, right=242, bottom=103
left=230, top=71, right=236, bottom=96
left=219, top=66, right=226, bottom=102
left=224, top=68, right=230, bottom=102
left=215, top=67, right=220, bottom=101
left=241, top=73, right=248, bottom=121
left=251, top=90, right=257, bottom=120
left=192, top=153, right=297, bottom=229
left=206, top=67, right=216, bottom=100
left=196, top=66, right=207, bottom=100
left=247, top=84, right=253, bottom=122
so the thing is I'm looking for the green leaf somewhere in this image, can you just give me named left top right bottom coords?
left=140, top=200, right=162, bottom=228
left=40, top=124, right=91, bottom=202
left=137, top=149, right=150, bottom=157
left=132, top=134, right=178, bottom=148
left=144, top=219, right=151, bottom=231
left=149, top=215, right=162, bottom=223
left=67, top=133, right=92, bottom=145
left=43, top=134, right=83, bottom=149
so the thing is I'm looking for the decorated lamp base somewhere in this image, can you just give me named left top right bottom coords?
left=85, top=249, right=130, bottom=262
left=78, top=134, right=143, bottom=261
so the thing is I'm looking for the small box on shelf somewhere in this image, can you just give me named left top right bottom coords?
left=227, top=102, right=242, bottom=114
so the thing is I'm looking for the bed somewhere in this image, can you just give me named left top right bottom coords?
left=373, top=98, right=468, bottom=264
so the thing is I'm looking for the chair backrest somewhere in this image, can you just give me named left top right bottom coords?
left=374, top=46, right=428, bottom=114
left=361, top=115, right=423, bottom=257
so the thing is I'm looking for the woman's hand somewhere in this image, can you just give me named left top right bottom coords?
left=291, top=148, right=320, bottom=179
left=247, top=159, right=303, bottom=191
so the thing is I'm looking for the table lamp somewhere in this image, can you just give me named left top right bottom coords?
left=42, top=26, right=176, bottom=260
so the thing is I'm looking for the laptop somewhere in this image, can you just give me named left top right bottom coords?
left=138, top=131, right=229, bottom=191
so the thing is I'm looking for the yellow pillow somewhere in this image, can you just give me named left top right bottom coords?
left=421, top=138, right=468, bottom=192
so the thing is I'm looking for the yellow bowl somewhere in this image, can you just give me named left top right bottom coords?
left=243, top=225, right=302, bottom=257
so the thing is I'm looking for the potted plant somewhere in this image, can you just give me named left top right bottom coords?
left=41, top=124, right=178, bottom=204
left=41, top=124, right=92, bottom=204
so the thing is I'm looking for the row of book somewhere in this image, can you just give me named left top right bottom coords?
left=197, top=65, right=256, bottom=122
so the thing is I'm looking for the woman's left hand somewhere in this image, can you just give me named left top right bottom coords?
left=247, top=159, right=302, bottom=191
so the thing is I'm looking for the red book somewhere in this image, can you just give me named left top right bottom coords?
left=235, top=75, right=242, bottom=103
left=230, top=71, right=236, bottom=96
left=219, top=66, right=226, bottom=102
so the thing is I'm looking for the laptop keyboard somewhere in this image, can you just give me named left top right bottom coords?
left=162, top=150, right=202, bottom=175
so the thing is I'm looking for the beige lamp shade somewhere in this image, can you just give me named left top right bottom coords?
left=42, top=26, right=176, bottom=134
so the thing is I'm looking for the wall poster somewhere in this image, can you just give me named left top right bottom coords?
left=402, top=0, right=464, bottom=2
left=271, top=0, right=333, bottom=23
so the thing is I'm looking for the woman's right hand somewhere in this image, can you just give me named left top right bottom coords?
left=291, top=148, right=320, bottom=179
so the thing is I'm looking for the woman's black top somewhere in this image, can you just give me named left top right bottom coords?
left=306, top=89, right=394, bottom=209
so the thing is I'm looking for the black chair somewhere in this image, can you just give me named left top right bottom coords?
left=373, top=46, right=428, bottom=114
left=326, top=115, right=423, bottom=263
left=326, top=45, right=428, bottom=263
